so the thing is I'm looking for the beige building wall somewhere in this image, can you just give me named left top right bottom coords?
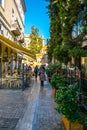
left=0, top=0, right=12, bottom=24
left=0, top=0, right=26, bottom=42
left=24, top=34, right=31, bottom=47
left=0, top=0, right=26, bottom=74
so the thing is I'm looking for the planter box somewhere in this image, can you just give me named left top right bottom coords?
left=62, top=115, right=83, bottom=130
left=52, top=87, right=57, bottom=97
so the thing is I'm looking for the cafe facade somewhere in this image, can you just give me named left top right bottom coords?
left=0, top=0, right=35, bottom=89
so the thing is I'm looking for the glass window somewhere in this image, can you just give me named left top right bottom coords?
left=0, top=0, right=4, bottom=8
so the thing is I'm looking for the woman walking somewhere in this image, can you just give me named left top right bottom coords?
left=39, top=66, right=46, bottom=87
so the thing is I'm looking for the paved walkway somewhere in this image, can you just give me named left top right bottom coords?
left=0, top=89, right=27, bottom=130
left=15, top=78, right=40, bottom=130
left=33, top=81, right=65, bottom=130
left=0, top=77, right=65, bottom=130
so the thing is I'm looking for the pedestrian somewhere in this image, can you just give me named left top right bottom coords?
left=39, top=66, right=46, bottom=87
left=34, top=65, right=38, bottom=80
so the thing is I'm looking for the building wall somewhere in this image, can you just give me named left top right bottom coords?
left=0, top=0, right=12, bottom=24
left=0, top=0, right=25, bottom=41
left=0, top=0, right=26, bottom=76
left=24, top=34, right=31, bottom=47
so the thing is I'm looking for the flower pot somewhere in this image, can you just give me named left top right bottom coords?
left=62, top=115, right=83, bottom=130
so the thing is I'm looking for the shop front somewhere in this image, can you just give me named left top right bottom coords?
left=0, top=35, right=35, bottom=89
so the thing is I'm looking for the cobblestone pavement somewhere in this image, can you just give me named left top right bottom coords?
left=33, top=81, right=65, bottom=130
left=0, top=89, right=27, bottom=130
left=0, top=77, right=65, bottom=130
left=0, top=78, right=40, bottom=130
left=15, top=78, right=40, bottom=130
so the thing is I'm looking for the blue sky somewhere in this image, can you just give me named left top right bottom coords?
left=24, top=0, right=50, bottom=44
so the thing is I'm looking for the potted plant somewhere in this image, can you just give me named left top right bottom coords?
left=50, top=73, right=67, bottom=97
left=55, top=82, right=87, bottom=130
left=46, top=62, right=61, bottom=82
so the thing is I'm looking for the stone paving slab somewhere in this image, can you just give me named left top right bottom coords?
left=0, top=78, right=40, bottom=130
left=0, top=78, right=65, bottom=130
left=0, top=118, right=18, bottom=130
left=33, top=81, right=65, bottom=130
left=15, top=78, right=40, bottom=130
left=0, top=89, right=28, bottom=130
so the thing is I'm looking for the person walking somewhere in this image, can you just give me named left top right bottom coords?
left=39, top=66, right=46, bottom=87
left=34, top=65, right=38, bottom=80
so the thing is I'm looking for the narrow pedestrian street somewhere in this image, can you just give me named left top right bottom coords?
left=0, top=77, right=65, bottom=130
left=34, top=80, right=65, bottom=130
left=0, top=0, right=87, bottom=130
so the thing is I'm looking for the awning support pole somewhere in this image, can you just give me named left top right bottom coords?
left=22, top=63, right=25, bottom=91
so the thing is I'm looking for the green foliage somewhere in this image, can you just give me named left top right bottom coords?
left=47, top=39, right=53, bottom=62
left=53, top=44, right=71, bottom=64
left=28, top=25, right=43, bottom=54
left=51, top=73, right=67, bottom=89
left=31, top=25, right=39, bottom=36
left=46, top=0, right=87, bottom=64
left=46, top=62, right=61, bottom=79
left=46, top=0, right=87, bottom=126
left=55, top=83, right=87, bottom=125
left=69, top=46, right=87, bottom=57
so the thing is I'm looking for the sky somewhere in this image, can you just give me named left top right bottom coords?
left=24, top=0, right=50, bottom=44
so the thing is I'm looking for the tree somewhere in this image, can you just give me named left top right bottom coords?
left=46, top=0, right=87, bottom=68
left=28, top=25, right=43, bottom=55
left=46, top=0, right=62, bottom=61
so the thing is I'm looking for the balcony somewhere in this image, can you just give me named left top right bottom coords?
left=18, top=33, right=24, bottom=43
left=11, top=19, right=21, bottom=36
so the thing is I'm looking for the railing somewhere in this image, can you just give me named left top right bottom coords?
left=18, top=33, right=24, bottom=43
left=62, top=68, right=87, bottom=111
left=81, top=78, right=87, bottom=111
left=11, top=19, right=21, bottom=36
left=66, top=70, right=87, bottom=111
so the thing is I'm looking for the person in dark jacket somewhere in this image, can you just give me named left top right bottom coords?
left=34, top=65, right=38, bottom=80
left=39, top=66, right=46, bottom=87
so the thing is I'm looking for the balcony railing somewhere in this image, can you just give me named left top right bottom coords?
left=18, top=33, right=24, bottom=43
left=11, top=19, right=21, bottom=36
